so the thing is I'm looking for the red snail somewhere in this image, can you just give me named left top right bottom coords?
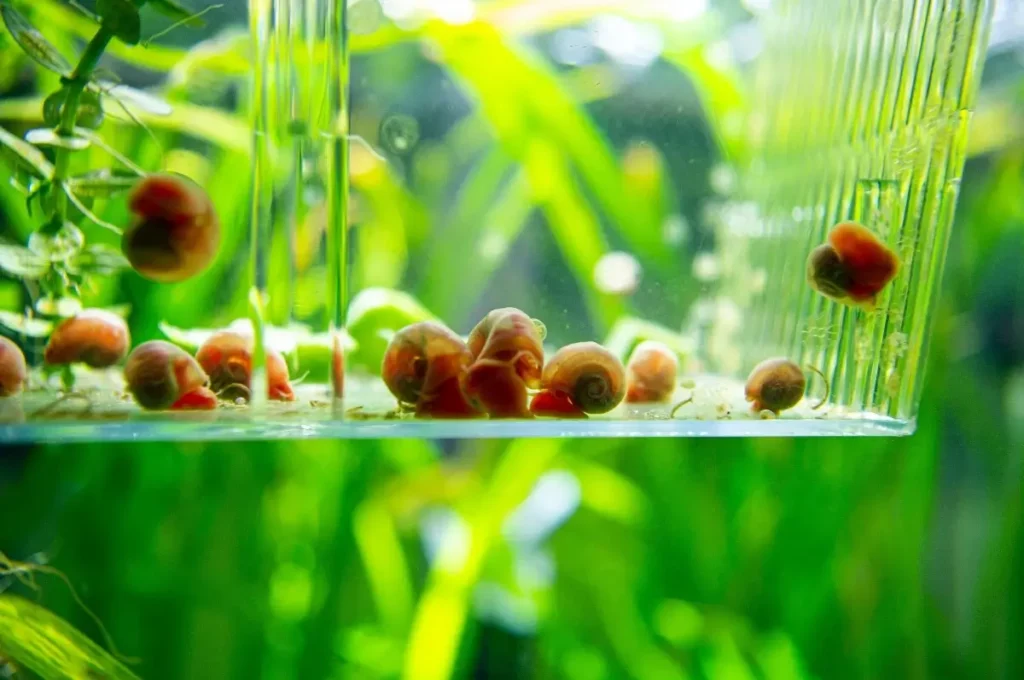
left=808, top=222, right=899, bottom=308
left=624, top=340, right=678, bottom=403
left=195, top=331, right=295, bottom=402
left=124, top=340, right=217, bottom=410
left=530, top=342, right=625, bottom=418
left=0, top=336, right=27, bottom=397
left=43, top=309, right=130, bottom=369
left=122, top=173, right=221, bottom=283
left=744, top=357, right=828, bottom=415
left=462, top=308, right=544, bottom=418
left=381, top=321, right=479, bottom=418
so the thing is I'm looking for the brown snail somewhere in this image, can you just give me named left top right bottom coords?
left=43, top=309, right=130, bottom=369
left=122, top=173, right=221, bottom=283
left=0, top=336, right=27, bottom=397
left=195, top=331, right=295, bottom=402
left=744, top=357, right=828, bottom=414
left=462, top=308, right=544, bottom=418
left=124, top=340, right=217, bottom=410
left=808, top=222, right=899, bottom=308
left=530, top=342, right=625, bottom=418
left=624, top=340, right=678, bottom=403
left=381, top=321, right=479, bottom=418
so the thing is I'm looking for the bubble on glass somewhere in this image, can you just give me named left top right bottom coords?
left=662, top=215, right=690, bottom=246
left=590, top=16, right=663, bottom=69
left=379, top=114, right=421, bottom=155
left=692, top=253, right=720, bottom=282
left=552, top=28, right=597, bottom=67
left=709, top=164, right=737, bottom=195
left=593, top=251, right=642, bottom=295
left=348, top=0, right=383, bottom=35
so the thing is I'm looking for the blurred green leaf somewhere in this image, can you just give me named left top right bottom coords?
left=0, top=595, right=140, bottom=680
left=0, top=242, right=48, bottom=279
left=0, top=1, right=72, bottom=76
left=0, top=126, right=55, bottom=180
left=97, top=0, right=141, bottom=46
left=148, top=0, right=207, bottom=28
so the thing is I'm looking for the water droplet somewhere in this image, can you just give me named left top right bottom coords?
left=379, top=114, right=420, bottom=155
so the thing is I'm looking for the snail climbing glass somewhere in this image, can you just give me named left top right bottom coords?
left=0, top=0, right=995, bottom=440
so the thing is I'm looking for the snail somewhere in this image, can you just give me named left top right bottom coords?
left=122, top=173, right=221, bottom=283
left=195, top=331, right=295, bottom=402
left=381, top=321, right=479, bottom=418
left=462, top=308, right=545, bottom=418
left=624, top=340, right=678, bottom=403
left=0, top=336, right=27, bottom=397
left=530, top=342, right=625, bottom=418
left=744, top=357, right=828, bottom=414
left=808, top=221, right=899, bottom=308
left=43, top=309, right=130, bottom=369
left=124, top=340, right=217, bottom=410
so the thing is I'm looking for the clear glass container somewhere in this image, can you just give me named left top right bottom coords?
left=0, top=0, right=994, bottom=440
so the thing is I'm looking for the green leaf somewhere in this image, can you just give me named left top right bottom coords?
left=34, top=295, right=82, bottom=317
left=27, top=222, right=84, bottom=262
left=24, top=127, right=90, bottom=150
left=97, top=81, right=173, bottom=116
left=0, top=2, right=72, bottom=76
left=346, top=288, right=438, bottom=373
left=0, top=126, right=55, bottom=180
left=0, top=311, right=53, bottom=337
left=0, top=242, right=48, bottom=279
left=67, top=169, right=139, bottom=197
left=70, top=244, right=130, bottom=275
left=97, top=0, right=141, bottom=45
left=0, top=595, right=140, bottom=680
left=148, top=0, right=207, bottom=28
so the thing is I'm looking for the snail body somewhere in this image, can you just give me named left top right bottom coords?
left=463, top=308, right=544, bottom=418
left=530, top=342, right=625, bottom=418
left=44, top=309, right=130, bottom=369
left=195, top=331, right=295, bottom=402
left=624, top=340, right=678, bottom=403
left=0, top=336, right=27, bottom=397
left=744, top=358, right=805, bottom=414
left=381, top=321, right=479, bottom=418
left=122, top=173, right=221, bottom=283
left=808, top=222, right=898, bottom=307
left=124, top=340, right=217, bottom=410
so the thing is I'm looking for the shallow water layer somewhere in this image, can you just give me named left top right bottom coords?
left=0, top=374, right=911, bottom=442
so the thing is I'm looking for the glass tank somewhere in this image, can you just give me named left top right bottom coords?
left=0, top=0, right=995, bottom=440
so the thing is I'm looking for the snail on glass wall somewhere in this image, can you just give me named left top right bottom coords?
left=744, top=357, right=828, bottom=415
left=808, top=221, right=899, bottom=308
left=381, top=321, right=479, bottom=418
left=462, top=307, right=544, bottom=418
left=531, top=342, right=625, bottom=418
left=122, top=173, right=221, bottom=283
left=195, top=331, right=295, bottom=402
left=624, top=340, right=678, bottom=403
left=43, top=309, right=130, bottom=369
left=124, top=340, right=217, bottom=410
left=0, top=336, right=27, bottom=398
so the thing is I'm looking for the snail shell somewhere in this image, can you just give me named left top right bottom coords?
left=0, top=336, right=27, bottom=397
left=123, top=173, right=221, bottom=283
left=44, top=309, right=130, bottom=369
left=532, top=342, right=625, bottom=416
left=808, top=222, right=899, bottom=306
left=381, top=321, right=478, bottom=418
left=125, top=340, right=216, bottom=410
left=744, top=357, right=805, bottom=414
left=195, top=330, right=295, bottom=401
left=466, top=307, right=543, bottom=388
left=625, top=340, right=678, bottom=403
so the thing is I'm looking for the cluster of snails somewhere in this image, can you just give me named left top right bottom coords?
left=0, top=311, right=296, bottom=412
left=380, top=308, right=686, bottom=419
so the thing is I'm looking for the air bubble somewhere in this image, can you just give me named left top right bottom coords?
left=380, top=114, right=420, bottom=155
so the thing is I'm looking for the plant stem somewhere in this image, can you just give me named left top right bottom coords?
left=50, top=25, right=114, bottom=229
